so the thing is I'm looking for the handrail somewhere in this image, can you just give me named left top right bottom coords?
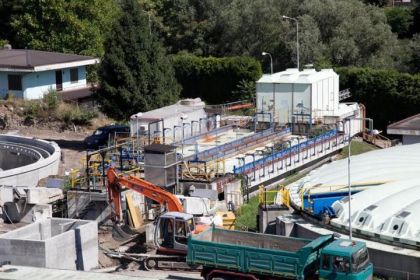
left=234, top=129, right=338, bottom=174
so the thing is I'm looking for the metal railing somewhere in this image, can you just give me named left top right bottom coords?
left=234, top=129, right=339, bottom=174
left=189, top=127, right=291, bottom=162
left=258, top=185, right=290, bottom=207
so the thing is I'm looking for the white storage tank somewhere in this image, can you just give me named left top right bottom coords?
left=256, top=68, right=339, bottom=125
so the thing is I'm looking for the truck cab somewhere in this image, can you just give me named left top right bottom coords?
left=319, top=239, right=373, bottom=280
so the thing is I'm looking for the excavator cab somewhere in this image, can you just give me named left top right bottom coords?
left=154, top=212, right=195, bottom=254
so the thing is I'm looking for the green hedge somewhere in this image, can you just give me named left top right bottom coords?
left=171, top=54, right=262, bottom=104
left=336, top=67, right=420, bottom=133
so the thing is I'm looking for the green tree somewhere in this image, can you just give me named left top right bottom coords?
left=412, top=0, right=420, bottom=34
left=97, top=0, right=180, bottom=120
left=147, top=0, right=225, bottom=56
left=0, top=0, right=24, bottom=43
left=409, top=34, right=420, bottom=73
left=9, top=0, right=117, bottom=57
left=172, top=54, right=261, bottom=103
left=385, top=7, right=414, bottom=38
left=337, top=67, right=420, bottom=131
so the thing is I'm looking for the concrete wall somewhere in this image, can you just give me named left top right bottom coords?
left=0, top=218, right=98, bottom=271
left=0, top=135, right=61, bottom=187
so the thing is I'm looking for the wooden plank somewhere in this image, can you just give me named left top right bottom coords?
left=126, top=192, right=143, bottom=228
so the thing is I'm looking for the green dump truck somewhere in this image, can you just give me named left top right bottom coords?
left=187, top=227, right=373, bottom=280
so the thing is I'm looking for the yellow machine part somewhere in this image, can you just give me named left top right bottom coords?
left=215, top=211, right=236, bottom=230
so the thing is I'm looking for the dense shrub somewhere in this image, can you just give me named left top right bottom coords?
left=337, top=67, right=420, bottom=132
left=56, top=103, right=97, bottom=125
left=172, top=54, right=262, bottom=104
left=42, top=89, right=60, bottom=111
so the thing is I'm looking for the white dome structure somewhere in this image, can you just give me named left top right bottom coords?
left=288, top=143, right=420, bottom=246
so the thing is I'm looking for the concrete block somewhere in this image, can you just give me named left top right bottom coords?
left=276, top=215, right=296, bottom=237
left=3, top=201, right=52, bottom=223
left=26, top=187, right=63, bottom=204
left=0, top=218, right=98, bottom=271
left=177, top=195, right=210, bottom=215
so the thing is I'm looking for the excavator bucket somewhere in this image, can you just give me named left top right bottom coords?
left=112, top=224, right=137, bottom=242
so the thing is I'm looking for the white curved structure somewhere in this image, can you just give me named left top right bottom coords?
left=288, top=143, right=420, bottom=246
left=0, top=135, right=61, bottom=187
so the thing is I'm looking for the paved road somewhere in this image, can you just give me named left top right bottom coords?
left=112, top=269, right=202, bottom=279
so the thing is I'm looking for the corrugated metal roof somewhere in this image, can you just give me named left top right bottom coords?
left=257, top=68, right=338, bottom=84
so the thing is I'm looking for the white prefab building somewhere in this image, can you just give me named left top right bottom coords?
left=130, top=98, right=207, bottom=141
left=256, top=68, right=339, bottom=125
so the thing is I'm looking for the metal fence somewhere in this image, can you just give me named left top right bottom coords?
left=234, top=129, right=339, bottom=174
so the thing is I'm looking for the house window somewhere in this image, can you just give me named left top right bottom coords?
left=70, top=68, right=78, bottom=83
left=8, top=75, right=22, bottom=91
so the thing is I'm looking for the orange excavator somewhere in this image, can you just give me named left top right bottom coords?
left=106, top=167, right=207, bottom=262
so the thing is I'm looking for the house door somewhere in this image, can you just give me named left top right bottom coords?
left=55, top=70, right=63, bottom=91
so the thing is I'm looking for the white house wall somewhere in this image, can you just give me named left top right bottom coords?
left=61, top=66, right=87, bottom=91
left=0, top=66, right=88, bottom=100
left=23, top=71, right=56, bottom=99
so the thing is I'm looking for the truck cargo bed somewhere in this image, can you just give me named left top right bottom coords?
left=187, top=227, right=334, bottom=279
left=195, top=227, right=310, bottom=252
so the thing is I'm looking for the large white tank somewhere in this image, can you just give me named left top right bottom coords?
left=256, top=68, right=339, bottom=124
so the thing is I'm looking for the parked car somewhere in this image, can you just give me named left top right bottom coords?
left=84, top=124, right=130, bottom=150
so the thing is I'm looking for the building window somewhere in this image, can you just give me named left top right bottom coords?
left=70, top=68, right=78, bottom=83
left=8, top=75, right=22, bottom=91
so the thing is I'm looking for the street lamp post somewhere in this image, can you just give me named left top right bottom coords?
left=282, top=15, right=299, bottom=70
left=346, top=117, right=373, bottom=242
left=262, top=52, right=273, bottom=74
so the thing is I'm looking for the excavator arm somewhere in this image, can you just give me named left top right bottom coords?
left=107, top=168, right=184, bottom=222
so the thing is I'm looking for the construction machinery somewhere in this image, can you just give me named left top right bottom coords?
left=187, top=227, right=373, bottom=280
left=107, top=168, right=210, bottom=254
left=106, top=168, right=236, bottom=269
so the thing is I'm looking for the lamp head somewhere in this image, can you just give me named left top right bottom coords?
left=262, top=52, right=267, bottom=56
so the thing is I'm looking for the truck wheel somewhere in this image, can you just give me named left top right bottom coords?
left=143, top=258, right=157, bottom=271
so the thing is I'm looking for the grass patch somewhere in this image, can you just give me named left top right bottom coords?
left=236, top=171, right=308, bottom=231
left=339, top=140, right=377, bottom=158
